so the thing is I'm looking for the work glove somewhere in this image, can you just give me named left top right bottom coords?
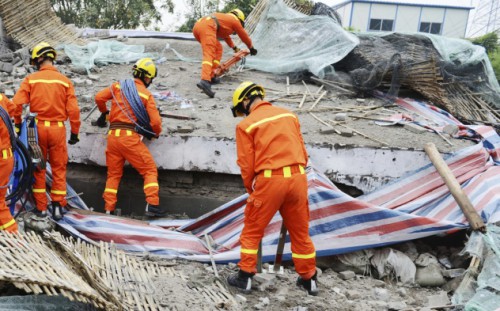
left=68, top=133, right=79, bottom=145
left=249, top=47, right=258, bottom=56
left=233, top=46, right=240, bottom=53
left=93, top=111, right=109, bottom=128
left=14, top=123, right=21, bottom=135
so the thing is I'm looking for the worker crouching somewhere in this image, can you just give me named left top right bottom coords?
left=227, top=81, right=319, bottom=296
left=13, top=42, right=81, bottom=221
left=193, top=8, right=257, bottom=98
left=94, top=58, right=166, bottom=217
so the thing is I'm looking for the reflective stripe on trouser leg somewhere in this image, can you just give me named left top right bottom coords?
left=238, top=174, right=286, bottom=274
left=199, top=28, right=218, bottom=81
left=0, top=156, right=17, bottom=233
left=104, top=136, right=126, bottom=212
left=33, top=169, right=48, bottom=211
left=280, top=173, right=316, bottom=280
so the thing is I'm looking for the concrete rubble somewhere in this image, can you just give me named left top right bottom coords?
left=0, top=0, right=499, bottom=310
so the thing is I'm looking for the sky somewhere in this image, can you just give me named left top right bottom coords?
left=157, top=0, right=487, bottom=36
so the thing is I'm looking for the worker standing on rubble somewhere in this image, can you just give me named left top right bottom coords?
left=13, top=42, right=81, bottom=221
left=227, top=81, right=319, bottom=296
left=0, top=94, right=18, bottom=233
left=93, top=58, right=166, bottom=217
left=193, top=8, right=257, bottom=98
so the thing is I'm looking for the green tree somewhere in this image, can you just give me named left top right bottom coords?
left=471, top=32, right=498, bottom=55
left=50, top=0, right=174, bottom=29
left=177, top=0, right=258, bottom=32
left=470, top=32, right=500, bottom=81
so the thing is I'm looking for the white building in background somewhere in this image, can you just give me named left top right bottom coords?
left=334, top=0, right=474, bottom=38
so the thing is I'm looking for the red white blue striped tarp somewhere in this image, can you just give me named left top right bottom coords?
left=57, top=138, right=500, bottom=263
left=53, top=97, right=500, bottom=263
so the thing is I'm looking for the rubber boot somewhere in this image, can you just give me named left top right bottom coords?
left=33, top=208, right=47, bottom=219
left=52, top=202, right=63, bottom=221
left=211, top=77, right=221, bottom=85
left=196, top=80, right=215, bottom=98
left=296, top=271, right=319, bottom=296
left=145, top=203, right=167, bottom=217
left=227, top=270, right=253, bottom=292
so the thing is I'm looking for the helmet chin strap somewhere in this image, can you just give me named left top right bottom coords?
left=243, top=97, right=257, bottom=115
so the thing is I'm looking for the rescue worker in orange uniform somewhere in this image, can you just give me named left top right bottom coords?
left=0, top=94, right=18, bottom=233
left=13, top=42, right=81, bottom=221
left=227, top=81, right=318, bottom=296
left=193, top=8, right=257, bottom=98
left=94, top=58, right=166, bottom=217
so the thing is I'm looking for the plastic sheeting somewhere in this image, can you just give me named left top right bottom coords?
left=61, top=41, right=158, bottom=72
left=410, top=33, right=500, bottom=108
left=244, top=0, right=358, bottom=78
left=460, top=225, right=500, bottom=311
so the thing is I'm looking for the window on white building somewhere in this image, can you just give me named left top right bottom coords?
left=369, top=19, right=394, bottom=32
left=419, top=22, right=442, bottom=35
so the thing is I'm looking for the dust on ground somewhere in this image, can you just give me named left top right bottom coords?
left=72, top=37, right=474, bottom=154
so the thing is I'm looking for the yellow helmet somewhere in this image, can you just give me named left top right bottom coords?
left=231, top=81, right=265, bottom=117
left=230, top=9, right=245, bottom=23
left=30, top=42, right=56, bottom=65
left=132, top=58, right=157, bottom=79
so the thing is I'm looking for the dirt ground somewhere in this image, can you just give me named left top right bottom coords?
left=73, top=37, right=474, bottom=154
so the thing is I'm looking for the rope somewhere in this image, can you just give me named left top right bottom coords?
left=110, top=79, right=156, bottom=139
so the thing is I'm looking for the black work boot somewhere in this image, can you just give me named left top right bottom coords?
left=145, top=203, right=167, bottom=217
left=33, top=208, right=48, bottom=218
left=210, top=77, right=221, bottom=85
left=196, top=80, right=215, bottom=98
left=51, top=202, right=63, bottom=221
left=297, top=271, right=319, bottom=296
left=227, top=270, right=253, bottom=292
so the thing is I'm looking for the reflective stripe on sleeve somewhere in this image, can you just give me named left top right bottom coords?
left=245, top=113, right=296, bottom=133
left=0, top=219, right=16, bottom=230
left=29, top=79, right=69, bottom=88
left=104, top=188, right=118, bottom=194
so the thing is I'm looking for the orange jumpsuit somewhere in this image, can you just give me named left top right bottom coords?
left=235, top=101, right=316, bottom=280
left=0, top=94, right=18, bottom=233
left=95, top=79, right=162, bottom=212
left=13, top=64, right=81, bottom=212
left=193, top=12, right=253, bottom=81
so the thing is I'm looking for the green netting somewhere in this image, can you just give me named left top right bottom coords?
left=60, top=40, right=158, bottom=72
left=244, top=0, right=359, bottom=78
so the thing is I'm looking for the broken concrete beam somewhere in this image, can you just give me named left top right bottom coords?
left=0, top=53, right=13, bottom=62
left=320, top=126, right=337, bottom=134
left=176, top=125, right=194, bottom=134
left=404, top=122, right=427, bottom=134
left=415, top=264, right=446, bottom=286
left=339, top=270, right=355, bottom=280
left=340, top=128, right=354, bottom=137
left=72, top=78, right=86, bottom=86
left=4, top=89, right=14, bottom=97
left=442, top=268, right=465, bottom=278
left=426, top=291, right=450, bottom=307
left=0, top=62, right=13, bottom=74
left=334, top=112, right=347, bottom=121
